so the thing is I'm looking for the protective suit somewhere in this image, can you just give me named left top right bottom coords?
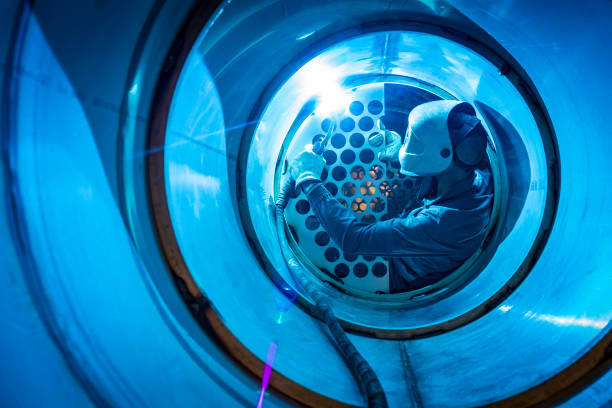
left=291, top=101, right=493, bottom=292
left=305, top=167, right=492, bottom=292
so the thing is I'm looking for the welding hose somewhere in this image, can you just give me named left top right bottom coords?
left=275, top=178, right=388, bottom=408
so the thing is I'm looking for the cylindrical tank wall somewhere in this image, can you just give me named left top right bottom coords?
left=1, top=1, right=611, bottom=407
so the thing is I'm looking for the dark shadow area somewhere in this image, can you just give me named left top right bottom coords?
left=476, top=101, right=530, bottom=240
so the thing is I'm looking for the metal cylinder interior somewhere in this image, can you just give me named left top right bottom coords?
left=1, top=1, right=612, bottom=407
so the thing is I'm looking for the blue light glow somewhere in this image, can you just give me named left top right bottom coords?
left=2, top=0, right=612, bottom=407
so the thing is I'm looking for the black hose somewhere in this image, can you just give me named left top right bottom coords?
left=275, top=179, right=388, bottom=408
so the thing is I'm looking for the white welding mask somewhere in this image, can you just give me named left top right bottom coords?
left=399, top=100, right=479, bottom=177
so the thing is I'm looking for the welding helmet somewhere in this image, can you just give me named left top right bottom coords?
left=399, top=100, right=487, bottom=176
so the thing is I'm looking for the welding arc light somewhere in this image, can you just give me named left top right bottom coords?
left=296, top=61, right=350, bottom=116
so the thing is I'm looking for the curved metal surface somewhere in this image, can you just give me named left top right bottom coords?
left=1, top=0, right=611, bottom=407
left=239, top=27, right=555, bottom=339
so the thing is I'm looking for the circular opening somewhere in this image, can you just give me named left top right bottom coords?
left=305, top=215, right=320, bottom=230
left=341, top=182, right=357, bottom=196
left=369, top=164, right=384, bottom=180
left=368, top=100, right=383, bottom=115
left=335, top=263, right=350, bottom=278
left=349, top=100, right=365, bottom=116
left=349, top=133, right=365, bottom=148
left=240, top=28, right=556, bottom=334
left=370, top=197, right=385, bottom=212
left=331, top=133, right=346, bottom=149
left=322, top=149, right=337, bottom=164
left=315, top=231, right=331, bottom=246
left=353, top=263, right=368, bottom=278
left=368, top=131, right=384, bottom=147
left=350, top=165, right=366, bottom=181
left=331, top=166, right=347, bottom=181
left=359, top=148, right=375, bottom=164
left=351, top=197, right=367, bottom=213
left=324, top=182, right=338, bottom=195
left=116, top=25, right=546, bottom=355
left=358, top=116, right=374, bottom=131
left=325, top=247, right=341, bottom=262
left=340, top=149, right=356, bottom=164
left=340, top=117, right=356, bottom=132
left=360, top=181, right=376, bottom=196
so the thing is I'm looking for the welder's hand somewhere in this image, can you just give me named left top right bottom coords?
left=378, top=129, right=402, bottom=162
left=289, top=145, right=326, bottom=187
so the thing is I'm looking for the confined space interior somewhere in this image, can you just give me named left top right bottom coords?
left=242, top=30, right=550, bottom=322
left=258, top=33, right=508, bottom=299
left=156, top=9, right=557, bottom=403
left=7, top=0, right=612, bottom=407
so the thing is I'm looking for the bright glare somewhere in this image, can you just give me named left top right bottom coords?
left=297, top=61, right=349, bottom=116
left=296, top=30, right=315, bottom=41
left=524, top=310, right=608, bottom=329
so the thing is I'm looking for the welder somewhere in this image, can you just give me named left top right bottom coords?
left=289, top=100, right=493, bottom=293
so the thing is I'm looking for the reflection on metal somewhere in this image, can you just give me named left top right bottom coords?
left=244, top=26, right=556, bottom=346
left=4, top=0, right=612, bottom=407
left=145, top=5, right=357, bottom=405
left=525, top=312, right=608, bottom=330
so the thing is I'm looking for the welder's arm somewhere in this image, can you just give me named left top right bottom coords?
left=305, top=183, right=452, bottom=257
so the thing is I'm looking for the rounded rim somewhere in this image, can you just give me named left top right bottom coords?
left=236, top=24, right=559, bottom=338
left=267, top=73, right=503, bottom=304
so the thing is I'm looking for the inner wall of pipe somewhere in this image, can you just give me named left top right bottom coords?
left=245, top=31, right=546, bottom=327
left=159, top=1, right=610, bottom=406
left=8, top=11, right=263, bottom=408
left=137, top=1, right=607, bottom=406
left=160, top=3, right=551, bottom=405
left=5, top=0, right=612, bottom=407
left=164, top=23, right=365, bottom=405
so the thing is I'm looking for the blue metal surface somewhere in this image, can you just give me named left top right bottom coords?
left=1, top=0, right=611, bottom=407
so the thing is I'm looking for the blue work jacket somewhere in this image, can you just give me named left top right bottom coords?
left=305, top=168, right=493, bottom=293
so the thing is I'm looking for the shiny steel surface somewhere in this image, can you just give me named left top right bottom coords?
left=1, top=1, right=611, bottom=407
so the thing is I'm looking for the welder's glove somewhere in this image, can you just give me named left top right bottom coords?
left=289, top=144, right=326, bottom=187
left=377, top=129, right=402, bottom=162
